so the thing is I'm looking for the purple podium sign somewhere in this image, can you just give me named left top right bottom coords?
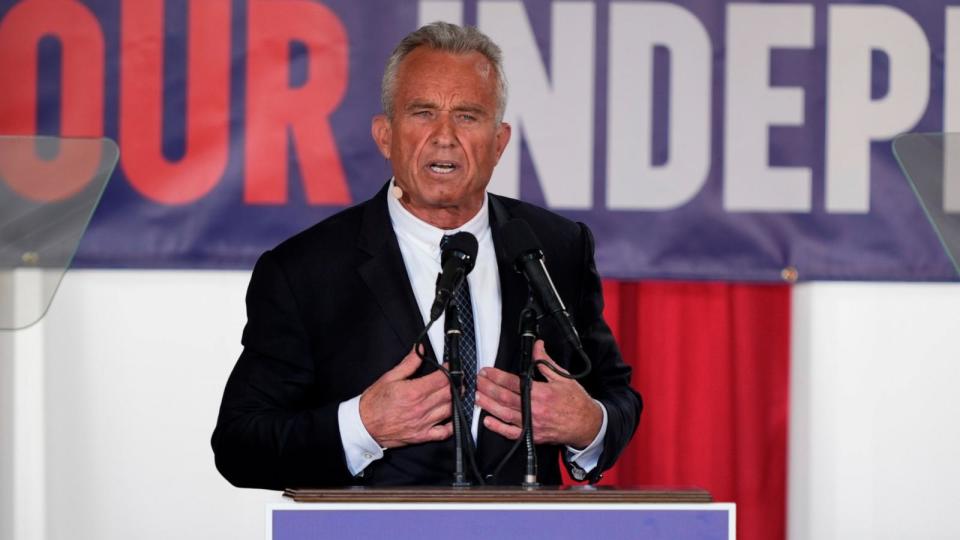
left=268, top=502, right=736, bottom=540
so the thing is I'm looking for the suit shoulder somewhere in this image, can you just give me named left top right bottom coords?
left=268, top=201, right=367, bottom=266
left=491, top=194, right=584, bottom=241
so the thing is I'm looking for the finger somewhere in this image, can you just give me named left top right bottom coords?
left=536, top=359, right=569, bottom=382
left=478, top=367, right=522, bottom=393
left=476, top=374, right=522, bottom=410
left=482, top=415, right=522, bottom=440
left=533, top=341, right=570, bottom=382
left=533, top=339, right=549, bottom=360
left=421, top=383, right=454, bottom=412
left=423, top=422, right=454, bottom=442
left=533, top=340, right=565, bottom=372
left=422, top=397, right=453, bottom=425
left=475, top=389, right=522, bottom=426
left=412, top=367, right=454, bottom=393
left=381, top=348, right=423, bottom=382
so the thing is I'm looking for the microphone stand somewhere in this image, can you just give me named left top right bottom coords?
left=445, top=302, right=470, bottom=487
left=519, top=304, right=539, bottom=488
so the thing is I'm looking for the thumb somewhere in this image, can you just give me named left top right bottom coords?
left=534, top=340, right=569, bottom=381
left=381, top=348, right=423, bottom=382
left=533, top=339, right=549, bottom=361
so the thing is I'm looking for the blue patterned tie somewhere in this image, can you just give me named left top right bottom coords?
left=440, top=234, right=478, bottom=428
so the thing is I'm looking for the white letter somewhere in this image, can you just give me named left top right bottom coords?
left=480, top=1, right=595, bottom=208
left=607, top=2, right=711, bottom=210
left=419, top=0, right=462, bottom=26
left=827, top=5, right=929, bottom=212
left=944, top=8, right=960, bottom=213
left=724, top=4, right=814, bottom=212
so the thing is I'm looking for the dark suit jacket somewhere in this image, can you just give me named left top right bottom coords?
left=212, top=184, right=642, bottom=489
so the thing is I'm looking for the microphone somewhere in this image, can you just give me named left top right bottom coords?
left=499, top=219, right=582, bottom=350
left=430, top=231, right=479, bottom=321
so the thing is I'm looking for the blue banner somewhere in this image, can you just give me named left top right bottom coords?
left=0, top=0, right=956, bottom=280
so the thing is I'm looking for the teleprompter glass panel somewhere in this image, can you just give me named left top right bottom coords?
left=0, top=136, right=118, bottom=330
left=892, top=133, right=960, bottom=279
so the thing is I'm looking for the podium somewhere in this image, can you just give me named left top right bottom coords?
left=269, top=487, right=735, bottom=540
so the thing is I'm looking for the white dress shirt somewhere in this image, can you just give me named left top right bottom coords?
left=337, top=182, right=607, bottom=477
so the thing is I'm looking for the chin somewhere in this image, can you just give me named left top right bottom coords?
left=424, top=197, right=463, bottom=210
left=420, top=188, right=465, bottom=206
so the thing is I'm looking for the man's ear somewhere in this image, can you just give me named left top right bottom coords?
left=494, top=121, right=512, bottom=162
left=371, top=115, right=392, bottom=159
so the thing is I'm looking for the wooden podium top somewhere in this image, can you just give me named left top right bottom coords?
left=284, top=486, right=712, bottom=504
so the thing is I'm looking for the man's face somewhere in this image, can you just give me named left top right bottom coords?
left=372, top=47, right=511, bottom=223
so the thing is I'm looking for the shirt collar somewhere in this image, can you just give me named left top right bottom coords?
left=386, top=178, right=490, bottom=258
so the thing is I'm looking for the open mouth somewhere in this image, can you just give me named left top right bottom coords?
left=428, top=161, right=458, bottom=174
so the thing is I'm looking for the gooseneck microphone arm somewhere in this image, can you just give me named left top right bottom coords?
left=519, top=306, right=539, bottom=487
left=445, top=301, right=470, bottom=487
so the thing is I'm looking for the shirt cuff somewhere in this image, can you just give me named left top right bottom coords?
left=564, top=400, right=608, bottom=475
left=337, top=395, right=385, bottom=477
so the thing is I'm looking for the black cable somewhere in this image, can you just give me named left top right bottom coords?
left=532, top=344, right=592, bottom=381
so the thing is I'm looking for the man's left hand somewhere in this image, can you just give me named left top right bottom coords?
left=476, top=340, right=602, bottom=449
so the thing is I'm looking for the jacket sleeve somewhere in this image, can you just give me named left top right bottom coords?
left=211, top=250, right=355, bottom=490
left=568, top=222, right=643, bottom=482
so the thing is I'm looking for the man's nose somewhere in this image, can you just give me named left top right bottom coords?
left=431, top=113, right=457, bottom=147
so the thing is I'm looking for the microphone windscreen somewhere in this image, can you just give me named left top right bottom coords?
left=499, top=219, right=542, bottom=262
left=441, top=231, right=479, bottom=272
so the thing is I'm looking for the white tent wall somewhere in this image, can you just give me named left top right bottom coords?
left=790, top=282, right=960, bottom=540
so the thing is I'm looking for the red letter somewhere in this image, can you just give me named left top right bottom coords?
left=119, top=0, right=231, bottom=204
left=0, top=0, right=104, bottom=202
left=245, top=0, right=350, bottom=205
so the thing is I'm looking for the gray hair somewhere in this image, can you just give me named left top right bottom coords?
left=381, top=22, right=508, bottom=122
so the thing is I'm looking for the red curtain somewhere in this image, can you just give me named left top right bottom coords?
left=566, top=281, right=791, bottom=540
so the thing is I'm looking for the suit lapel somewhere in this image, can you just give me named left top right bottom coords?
left=489, top=195, right=526, bottom=375
left=356, top=185, right=439, bottom=366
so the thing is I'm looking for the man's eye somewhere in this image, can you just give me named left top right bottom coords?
left=414, top=110, right=433, bottom=118
left=458, top=114, right=477, bottom=122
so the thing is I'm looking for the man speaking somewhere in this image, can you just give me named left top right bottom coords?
left=212, top=22, right=641, bottom=489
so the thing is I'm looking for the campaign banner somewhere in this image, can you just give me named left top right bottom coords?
left=0, top=0, right=956, bottom=280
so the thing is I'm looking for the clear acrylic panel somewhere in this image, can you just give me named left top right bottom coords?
left=0, top=136, right=118, bottom=330
left=892, top=133, right=960, bottom=279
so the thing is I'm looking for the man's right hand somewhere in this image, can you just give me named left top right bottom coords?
left=358, top=348, right=453, bottom=448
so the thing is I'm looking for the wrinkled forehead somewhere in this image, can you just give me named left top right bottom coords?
left=398, top=47, right=495, bottom=84
left=394, top=47, right=499, bottom=104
